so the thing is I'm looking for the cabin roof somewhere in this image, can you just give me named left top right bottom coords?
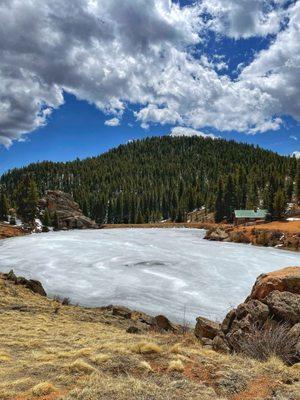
left=234, top=209, right=268, bottom=219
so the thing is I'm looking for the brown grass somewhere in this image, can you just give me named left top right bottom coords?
left=234, top=220, right=300, bottom=234
left=0, top=275, right=299, bottom=400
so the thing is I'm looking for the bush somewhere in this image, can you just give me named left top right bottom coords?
left=236, top=323, right=299, bottom=365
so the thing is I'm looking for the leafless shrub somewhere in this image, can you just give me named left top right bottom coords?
left=235, top=323, right=299, bottom=365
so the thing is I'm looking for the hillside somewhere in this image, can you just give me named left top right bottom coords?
left=1, top=136, right=298, bottom=224
left=0, top=272, right=299, bottom=400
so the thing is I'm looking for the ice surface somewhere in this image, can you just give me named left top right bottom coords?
left=0, top=229, right=299, bottom=324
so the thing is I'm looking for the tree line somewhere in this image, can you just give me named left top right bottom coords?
left=0, top=136, right=299, bottom=225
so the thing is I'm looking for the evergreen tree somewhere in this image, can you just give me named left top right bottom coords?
left=223, top=175, right=236, bottom=223
left=42, top=208, right=51, bottom=227
left=214, top=178, right=224, bottom=223
left=0, top=191, right=9, bottom=221
left=273, top=189, right=286, bottom=220
left=52, top=211, right=59, bottom=230
left=136, top=210, right=144, bottom=224
left=16, top=176, right=39, bottom=224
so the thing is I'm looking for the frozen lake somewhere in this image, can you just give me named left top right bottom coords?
left=0, top=228, right=299, bottom=323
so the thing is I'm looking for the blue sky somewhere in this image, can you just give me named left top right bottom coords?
left=1, top=0, right=300, bottom=175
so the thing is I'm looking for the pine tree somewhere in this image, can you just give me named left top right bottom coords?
left=52, top=211, right=59, bottom=230
left=16, top=176, right=39, bottom=224
left=42, top=208, right=51, bottom=227
left=0, top=192, right=9, bottom=221
left=273, top=189, right=286, bottom=220
left=223, top=175, right=236, bottom=223
left=214, top=178, right=224, bottom=223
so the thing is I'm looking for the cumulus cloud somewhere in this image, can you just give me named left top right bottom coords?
left=199, top=0, right=288, bottom=39
left=0, top=0, right=299, bottom=147
left=104, top=117, right=120, bottom=127
left=169, top=126, right=217, bottom=139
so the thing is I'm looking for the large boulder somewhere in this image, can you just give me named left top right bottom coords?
left=39, top=190, right=99, bottom=230
left=264, top=290, right=300, bottom=324
left=249, top=267, right=300, bottom=300
left=195, top=316, right=220, bottom=340
left=195, top=266, right=300, bottom=364
left=204, top=228, right=229, bottom=242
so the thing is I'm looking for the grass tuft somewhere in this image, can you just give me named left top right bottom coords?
left=67, top=359, right=95, bottom=374
left=31, top=381, right=56, bottom=396
left=168, top=359, right=185, bottom=372
left=132, top=342, right=162, bottom=354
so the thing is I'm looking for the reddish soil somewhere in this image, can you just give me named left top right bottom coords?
left=234, top=220, right=300, bottom=235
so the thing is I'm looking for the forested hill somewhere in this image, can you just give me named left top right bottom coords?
left=1, top=136, right=298, bottom=223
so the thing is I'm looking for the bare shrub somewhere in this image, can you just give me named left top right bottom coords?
left=235, top=323, right=299, bottom=365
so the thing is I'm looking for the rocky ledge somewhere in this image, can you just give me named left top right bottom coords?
left=195, top=266, right=300, bottom=365
left=205, top=227, right=300, bottom=251
left=39, top=190, right=99, bottom=230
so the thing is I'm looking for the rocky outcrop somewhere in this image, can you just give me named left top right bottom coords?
left=205, top=227, right=300, bottom=251
left=39, top=190, right=99, bottom=230
left=195, top=267, right=300, bottom=364
left=204, top=228, right=230, bottom=241
left=3, top=270, right=47, bottom=296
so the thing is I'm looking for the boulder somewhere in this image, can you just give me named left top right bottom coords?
left=3, top=270, right=47, bottom=297
left=39, top=190, right=99, bottom=230
left=204, top=228, right=229, bottom=242
left=264, top=290, right=300, bottom=324
left=236, top=300, right=269, bottom=325
left=196, top=266, right=300, bottom=363
left=153, top=315, right=175, bottom=332
left=249, top=267, right=300, bottom=300
left=25, top=280, right=47, bottom=297
left=212, top=335, right=230, bottom=354
left=195, top=316, right=220, bottom=340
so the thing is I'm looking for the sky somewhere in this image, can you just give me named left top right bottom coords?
left=0, top=0, right=300, bottom=174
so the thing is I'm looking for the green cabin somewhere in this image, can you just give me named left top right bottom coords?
left=234, top=209, right=268, bottom=225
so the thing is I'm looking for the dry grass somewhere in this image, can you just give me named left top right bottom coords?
left=168, top=359, right=185, bottom=372
left=31, top=382, right=56, bottom=396
left=0, top=275, right=299, bottom=400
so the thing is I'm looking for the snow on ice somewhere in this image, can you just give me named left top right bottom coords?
left=0, top=229, right=299, bottom=323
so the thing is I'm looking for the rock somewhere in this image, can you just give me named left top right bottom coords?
left=126, top=326, right=140, bottom=334
left=204, top=228, right=229, bottom=242
left=195, top=316, right=220, bottom=340
left=153, top=315, right=175, bottom=331
left=39, top=190, right=99, bottom=230
left=236, top=300, right=269, bottom=325
left=216, top=266, right=300, bottom=364
left=4, top=269, right=17, bottom=283
left=264, top=290, right=300, bottom=324
left=212, top=335, right=230, bottom=354
left=221, top=309, right=236, bottom=334
left=249, top=267, right=300, bottom=300
left=112, top=306, right=132, bottom=319
left=3, top=270, right=46, bottom=297
left=25, top=280, right=47, bottom=296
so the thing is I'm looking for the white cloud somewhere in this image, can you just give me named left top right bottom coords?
left=200, top=0, right=288, bottom=39
left=290, top=135, right=298, bottom=141
left=0, top=0, right=299, bottom=147
left=292, top=151, right=300, bottom=159
left=104, top=117, right=120, bottom=127
left=169, top=127, right=217, bottom=139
